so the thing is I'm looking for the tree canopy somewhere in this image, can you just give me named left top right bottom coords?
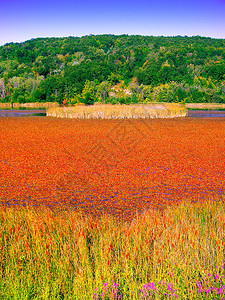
left=0, top=34, right=225, bottom=105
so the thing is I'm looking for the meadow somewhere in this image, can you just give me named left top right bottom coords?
left=0, top=115, right=225, bottom=299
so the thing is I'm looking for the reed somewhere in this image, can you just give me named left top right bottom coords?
left=46, top=103, right=187, bottom=119
left=13, top=102, right=60, bottom=109
left=185, top=103, right=225, bottom=110
left=0, top=103, right=11, bottom=109
left=0, top=197, right=224, bottom=299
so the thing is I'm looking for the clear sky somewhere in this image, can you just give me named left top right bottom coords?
left=0, top=0, right=225, bottom=46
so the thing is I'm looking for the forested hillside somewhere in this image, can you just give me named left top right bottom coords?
left=0, top=34, right=225, bottom=105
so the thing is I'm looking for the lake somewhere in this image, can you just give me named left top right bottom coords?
left=1, top=109, right=225, bottom=118
left=0, top=116, right=224, bottom=222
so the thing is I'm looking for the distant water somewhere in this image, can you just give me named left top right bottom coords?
left=187, top=110, right=225, bottom=118
left=0, top=110, right=46, bottom=117
left=1, top=109, right=225, bottom=118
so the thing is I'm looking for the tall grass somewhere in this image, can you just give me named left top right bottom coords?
left=46, top=103, right=187, bottom=119
left=0, top=198, right=224, bottom=299
left=0, top=103, right=11, bottom=109
left=0, top=102, right=59, bottom=110
left=13, top=102, right=59, bottom=109
left=185, top=103, right=225, bottom=110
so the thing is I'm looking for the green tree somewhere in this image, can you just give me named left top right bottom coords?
left=96, top=81, right=109, bottom=103
left=81, top=80, right=96, bottom=105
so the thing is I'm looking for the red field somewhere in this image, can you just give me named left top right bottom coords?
left=0, top=116, right=224, bottom=223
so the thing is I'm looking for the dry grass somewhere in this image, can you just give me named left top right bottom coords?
left=185, top=103, right=225, bottom=110
left=46, top=103, right=187, bottom=119
left=13, top=102, right=59, bottom=109
left=0, top=102, right=60, bottom=110
left=0, top=103, right=11, bottom=109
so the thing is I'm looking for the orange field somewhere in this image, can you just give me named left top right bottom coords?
left=0, top=116, right=224, bottom=223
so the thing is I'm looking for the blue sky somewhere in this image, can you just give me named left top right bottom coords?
left=0, top=0, right=225, bottom=46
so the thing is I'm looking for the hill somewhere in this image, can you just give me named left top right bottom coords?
left=0, top=34, right=225, bottom=105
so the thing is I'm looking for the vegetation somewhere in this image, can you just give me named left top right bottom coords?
left=185, top=103, right=225, bottom=110
left=0, top=198, right=224, bottom=299
left=46, top=103, right=186, bottom=119
left=0, top=35, right=225, bottom=106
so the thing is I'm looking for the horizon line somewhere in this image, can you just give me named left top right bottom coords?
left=1, top=33, right=225, bottom=47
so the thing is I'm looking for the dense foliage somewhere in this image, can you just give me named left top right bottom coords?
left=0, top=34, right=225, bottom=105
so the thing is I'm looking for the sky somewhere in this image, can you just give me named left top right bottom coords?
left=0, top=0, right=225, bottom=46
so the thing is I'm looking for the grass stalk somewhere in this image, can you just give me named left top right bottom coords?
left=0, top=198, right=224, bottom=299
